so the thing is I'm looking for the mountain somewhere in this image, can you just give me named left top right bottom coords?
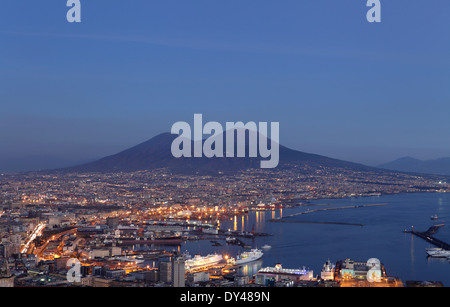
left=59, top=131, right=377, bottom=174
left=379, top=156, right=450, bottom=176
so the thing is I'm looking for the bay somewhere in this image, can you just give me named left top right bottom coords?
left=181, top=192, right=450, bottom=286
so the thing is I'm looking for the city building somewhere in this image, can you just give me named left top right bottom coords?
left=172, top=257, right=186, bottom=287
left=336, top=258, right=403, bottom=287
left=187, top=271, right=210, bottom=284
left=0, top=259, right=14, bottom=287
left=159, top=261, right=171, bottom=284
left=338, top=258, right=382, bottom=281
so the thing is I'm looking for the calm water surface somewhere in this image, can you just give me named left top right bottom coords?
left=180, top=192, right=450, bottom=285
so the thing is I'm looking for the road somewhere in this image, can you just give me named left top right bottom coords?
left=21, top=222, right=46, bottom=254
left=34, top=228, right=77, bottom=257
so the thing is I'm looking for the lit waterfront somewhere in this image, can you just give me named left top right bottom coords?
left=179, top=193, right=450, bottom=285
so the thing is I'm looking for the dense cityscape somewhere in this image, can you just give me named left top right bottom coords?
left=2, top=0, right=449, bottom=300
left=0, top=166, right=448, bottom=288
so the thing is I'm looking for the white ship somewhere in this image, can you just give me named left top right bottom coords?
left=185, top=253, right=223, bottom=270
left=426, top=247, right=442, bottom=256
left=235, top=249, right=263, bottom=265
left=111, top=256, right=145, bottom=264
left=426, top=248, right=450, bottom=258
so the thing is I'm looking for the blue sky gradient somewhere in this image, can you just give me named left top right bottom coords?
left=1, top=0, right=450, bottom=170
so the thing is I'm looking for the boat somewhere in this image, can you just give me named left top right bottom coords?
left=210, top=240, right=222, bottom=246
left=235, top=249, right=263, bottom=265
left=111, top=256, right=145, bottom=264
left=262, top=244, right=272, bottom=250
left=426, top=247, right=443, bottom=256
left=430, top=250, right=450, bottom=258
left=431, top=215, right=438, bottom=220
left=185, top=253, right=224, bottom=270
left=426, top=248, right=450, bottom=258
left=226, top=237, right=237, bottom=243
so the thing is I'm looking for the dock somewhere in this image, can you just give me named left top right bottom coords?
left=268, top=203, right=388, bottom=226
left=405, top=224, right=450, bottom=250
left=272, top=203, right=388, bottom=221
left=232, top=238, right=251, bottom=249
left=269, top=220, right=364, bottom=227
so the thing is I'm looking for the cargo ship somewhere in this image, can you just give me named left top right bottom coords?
left=235, top=249, right=263, bottom=265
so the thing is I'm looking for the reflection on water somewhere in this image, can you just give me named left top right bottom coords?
left=231, top=209, right=283, bottom=233
left=128, top=194, right=450, bottom=285
left=228, top=209, right=284, bottom=233
left=427, top=257, right=449, bottom=265
left=224, top=209, right=284, bottom=234
left=237, top=260, right=263, bottom=278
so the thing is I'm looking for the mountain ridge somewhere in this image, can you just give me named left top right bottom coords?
left=56, top=131, right=378, bottom=174
left=379, top=156, right=450, bottom=176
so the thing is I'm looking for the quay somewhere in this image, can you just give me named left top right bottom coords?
left=405, top=224, right=450, bottom=250
left=229, top=237, right=251, bottom=249
left=268, top=220, right=364, bottom=226
left=272, top=203, right=388, bottom=221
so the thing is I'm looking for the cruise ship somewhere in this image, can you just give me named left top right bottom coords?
left=185, top=253, right=223, bottom=270
left=235, top=249, right=263, bottom=265
left=111, top=256, right=145, bottom=264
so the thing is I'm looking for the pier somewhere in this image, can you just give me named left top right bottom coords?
left=269, top=220, right=364, bottom=227
left=268, top=203, right=388, bottom=226
left=228, top=238, right=251, bottom=249
left=271, top=203, right=388, bottom=221
left=405, top=224, right=450, bottom=250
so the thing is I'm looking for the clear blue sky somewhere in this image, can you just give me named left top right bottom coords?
left=1, top=0, right=450, bottom=169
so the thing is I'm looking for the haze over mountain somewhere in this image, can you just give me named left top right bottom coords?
left=0, top=156, right=97, bottom=173
left=379, top=156, right=450, bottom=176
left=57, top=131, right=378, bottom=175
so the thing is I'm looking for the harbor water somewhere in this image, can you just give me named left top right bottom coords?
left=181, top=192, right=450, bottom=285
